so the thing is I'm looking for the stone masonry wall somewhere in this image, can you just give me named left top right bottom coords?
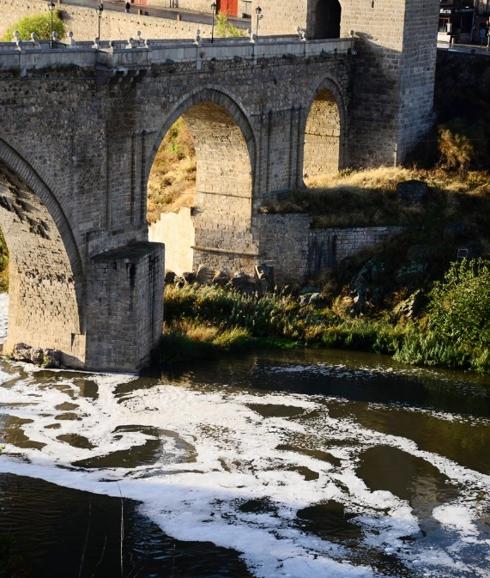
left=149, top=207, right=194, bottom=275
left=0, top=0, right=211, bottom=41
left=257, top=213, right=402, bottom=283
left=399, top=0, right=439, bottom=160
left=248, top=0, right=439, bottom=167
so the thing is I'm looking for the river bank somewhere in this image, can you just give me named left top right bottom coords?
left=162, top=257, right=490, bottom=374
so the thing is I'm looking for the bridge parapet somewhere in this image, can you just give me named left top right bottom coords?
left=0, top=36, right=355, bottom=72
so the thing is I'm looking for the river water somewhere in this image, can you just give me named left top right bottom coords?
left=0, top=292, right=489, bottom=578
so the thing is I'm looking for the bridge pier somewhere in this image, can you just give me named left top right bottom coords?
left=85, top=242, right=164, bottom=373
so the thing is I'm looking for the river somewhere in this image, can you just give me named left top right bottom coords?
left=0, top=293, right=489, bottom=578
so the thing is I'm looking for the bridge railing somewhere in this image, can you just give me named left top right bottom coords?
left=0, top=35, right=355, bottom=71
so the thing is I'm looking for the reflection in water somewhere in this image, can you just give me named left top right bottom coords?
left=0, top=294, right=489, bottom=577
left=0, top=473, right=252, bottom=578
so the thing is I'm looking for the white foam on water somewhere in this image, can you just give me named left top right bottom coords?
left=1, top=343, right=489, bottom=576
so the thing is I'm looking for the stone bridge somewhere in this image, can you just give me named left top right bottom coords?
left=0, top=29, right=436, bottom=371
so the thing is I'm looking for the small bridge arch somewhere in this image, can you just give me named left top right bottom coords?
left=302, top=76, right=347, bottom=184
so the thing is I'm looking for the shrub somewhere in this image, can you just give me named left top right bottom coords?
left=2, top=12, right=65, bottom=42
left=215, top=13, right=244, bottom=38
left=395, top=259, right=490, bottom=372
left=428, top=258, right=490, bottom=352
left=438, top=119, right=487, bottom=172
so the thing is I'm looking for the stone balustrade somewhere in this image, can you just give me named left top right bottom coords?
left=0, top=35, right=355, bottom=71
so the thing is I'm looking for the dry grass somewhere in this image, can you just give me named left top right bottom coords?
left=261, top=166, right=490, bottom=229
left=147, top=119, right=197, bottom=224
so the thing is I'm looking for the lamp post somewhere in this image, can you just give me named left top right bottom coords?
left=47, top=1, right=56, bottom=48
left=211, top=2, right=217, bottom=43
left=97, top=2, right=104, bottom=42
left=255, top=6, right=263, bottom=39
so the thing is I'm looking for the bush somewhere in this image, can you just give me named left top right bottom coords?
left=2, top=12, right=65, bottom=42
left=215, top=13, right=244, bottom=38
left=428, top=258, right=490, bottom=351
left=395, top=259, right=490, bottom=372
left=438, top=119, right=487, bottom=172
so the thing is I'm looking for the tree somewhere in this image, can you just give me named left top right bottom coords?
left=2, top=12, right=65, bottom=42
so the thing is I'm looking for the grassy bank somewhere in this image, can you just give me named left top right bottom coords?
left=163, top=258, right=489, bottom=373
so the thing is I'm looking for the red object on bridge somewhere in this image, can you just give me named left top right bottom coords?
left=218, top=0, right=238, bottom=17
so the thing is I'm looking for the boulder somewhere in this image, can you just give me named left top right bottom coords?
left=164, top=270, right=176, bottom=284
left=397, top=180, right=429, bottom=204
left=212, top=270, right=230, bottom=287
left=195, top=265, right=214, bottom=285
left=182, top=271, right=196, bottom=284
left=10, top=343, right=61, bottom=368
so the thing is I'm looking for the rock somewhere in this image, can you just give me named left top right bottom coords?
left=255, top=264, right=274, bottom=290
left=212, top=270, right=230, bottom=287
left=397, top=180, right=429, bottom=204
left=396, top=261, right=428, bottom=287
left=11, top=343, right=32, bottom=362
left=443, top=221, right=466, bottom=239
left=42, top=349, right=61, bottom=369
left=230, top=272, right=255, bottom=293
left=195, top=265, right=214, bottom=285
left=182, top=271, right=196, bottom=284
left=164, top=270, right=176, bottom=284
left=31, top=348, right=44, bottom=365
left=308, top=292, right=323, bottom=306
left=10, top=343, right=61, bottom=368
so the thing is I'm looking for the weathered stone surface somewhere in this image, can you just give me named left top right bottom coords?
left=397, top=180, right=429, bottom=204
left=11, top=343, right=61, bottom=368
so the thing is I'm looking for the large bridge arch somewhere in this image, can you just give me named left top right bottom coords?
left=302, top=76, right=347, bottom=185
left=0, top=138, right=86, bottom=366
left=147, top=87, right=258, bottom=275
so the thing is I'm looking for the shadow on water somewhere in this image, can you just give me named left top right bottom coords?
left=358, top=445, right=460, bottom=525
left=138, top=349, right=490, bottom=418
left=0, top=473, right=252, bottom=578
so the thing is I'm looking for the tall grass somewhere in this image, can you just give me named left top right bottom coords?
left=164, top=269, right=489, bottom=373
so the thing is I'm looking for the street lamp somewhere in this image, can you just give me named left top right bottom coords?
left=96, top=2, right=104, bottom=42
left=47, top=1, right=56, bottom=48
left=255, top=6, right=263, bottom=39
left=211, top=2, right=217, bottom=43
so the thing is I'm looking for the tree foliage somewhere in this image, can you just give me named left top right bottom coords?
left=428, top=258, right=490, bottom=353
left=2, top=12, right=65, bottom=42
left=215, top=13, right=244, bottom=38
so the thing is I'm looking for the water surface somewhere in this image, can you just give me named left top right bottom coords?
left=0, top=294, right=489, bottom=577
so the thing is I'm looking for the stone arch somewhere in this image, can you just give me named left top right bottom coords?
left=0, top=138, right=85, bottom=366
left=302, top=77, right=347, bottom=184
left=147, top=87, right=258, bottom=275
left=310, top=0, right=342, bottom=39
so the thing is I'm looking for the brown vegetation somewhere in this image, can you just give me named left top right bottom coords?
left=147, top=119, right=196, bottom=224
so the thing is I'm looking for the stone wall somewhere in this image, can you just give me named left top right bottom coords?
left=0, top=0, right=210, bottom=41
left=249, top=0, right=439, bottom=167
left=149, top=208, right=194, bottom=274
left=257, top=214, right=403, bottom=283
